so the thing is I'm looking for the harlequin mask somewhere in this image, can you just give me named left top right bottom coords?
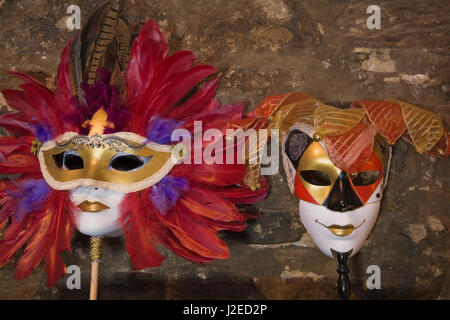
left=283, top=129, right=389, bottom=258
left=249, top=92, right=448, bottom=298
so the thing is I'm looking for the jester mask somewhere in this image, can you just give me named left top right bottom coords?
left=0, top=3, right=266, bottom=287
left=252, top=92, right=449, bottom=259
left=248, top=92, right=448, bottom=298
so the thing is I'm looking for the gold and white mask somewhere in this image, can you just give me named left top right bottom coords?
left=37, top=109, right=186, bottom=236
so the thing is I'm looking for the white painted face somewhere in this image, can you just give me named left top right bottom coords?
left=299, top=182, right=383, bottom=258
left=69, top=186, right=125, bottom=237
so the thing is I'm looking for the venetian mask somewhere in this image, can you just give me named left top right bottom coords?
left=0, top=4, right=270, bottom=294
left=37, top=109, right=186, bottom=237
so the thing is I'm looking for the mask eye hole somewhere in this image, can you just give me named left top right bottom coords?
left=53, top=150, right=84, bottom=170
left=300, top=170, right=331, bottom=186
left=109, top=153, right=149, bottom=171
left=52, top=152, right=64, bottom=168
left=352, top=170, right=381, bottom=186
left=63, top=150, right=84, bottom=170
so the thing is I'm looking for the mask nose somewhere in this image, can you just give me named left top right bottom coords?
left=83, top=186, right=101, bottom=197
left=323, top=171, right=363, bottom=212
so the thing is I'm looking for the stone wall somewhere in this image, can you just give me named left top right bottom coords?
left=0, top=0, right=448, bottom=299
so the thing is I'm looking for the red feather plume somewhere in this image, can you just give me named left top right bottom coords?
left=0, top=190, right=75, bottom=287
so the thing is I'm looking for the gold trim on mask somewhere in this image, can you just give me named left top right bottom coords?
left=38, top=132, right=185, bottom=193
left=297, top=141, right=341, bottom=204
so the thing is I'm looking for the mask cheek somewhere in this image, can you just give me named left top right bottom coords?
left=353, top=176, right=383, bottom=204
left=294, top=174, right=319, bottom=204
left=352, top=150, right=384, bottom=204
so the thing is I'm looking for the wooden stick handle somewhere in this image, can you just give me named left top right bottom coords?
left=89, top=237, right=102, bottom=300
left=90, top=261, right=99, bottom=300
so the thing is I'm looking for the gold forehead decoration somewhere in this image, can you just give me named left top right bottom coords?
left=82, top=107, right=115, bottom=136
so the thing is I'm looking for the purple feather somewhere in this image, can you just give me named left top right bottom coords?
left=150, top=175, right=189, bottom=215
left=32, top=123, right=53, bottom=142
left=7, top=179, right=50, bottom=221
left=147, top=116, right=184, bottom=145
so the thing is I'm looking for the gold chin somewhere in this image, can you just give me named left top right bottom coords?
left=77, top=200, right=110, bottom=213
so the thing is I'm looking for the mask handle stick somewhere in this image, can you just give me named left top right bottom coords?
left=89, top=236, right=102, bottom=300
left=336, top=250, right=351, bottom=300
left=331, top=249, right=352, bottom=300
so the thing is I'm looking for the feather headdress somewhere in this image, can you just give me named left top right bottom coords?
left=0, top=1, right=267, bottom=287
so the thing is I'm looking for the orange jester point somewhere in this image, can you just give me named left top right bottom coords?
left=82, top=107, right=115, bottom=135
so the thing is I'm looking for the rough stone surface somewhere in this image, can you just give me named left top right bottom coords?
left=0, top=0, right=449, bottom=299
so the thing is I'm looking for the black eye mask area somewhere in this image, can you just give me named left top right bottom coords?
left=323, top=171, right=364, bottom=212
left=285, top=129, right=313, bottom=169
